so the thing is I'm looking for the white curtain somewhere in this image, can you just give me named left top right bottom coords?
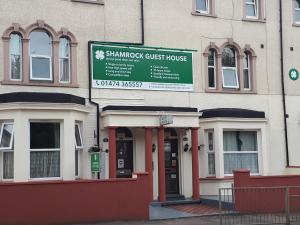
left=223, top=131, right=258, bottom=174
left=3, top=152, right=13, bottom=179
left=30, top=151, right=60, bottom=178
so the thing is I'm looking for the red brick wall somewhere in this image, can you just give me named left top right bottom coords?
left=233, top=170, right=300, bottom=213
left=0, top=173, right=151, bottom=225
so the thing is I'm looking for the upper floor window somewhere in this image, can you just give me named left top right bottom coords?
left=208, top=49, right=216, bottom=89
left=196, top=0, right=209, bottom=14
left=193, top=0, right=215, bottom=16
left=294, top=0, right=300, bottom=24
left=204, top=41, right=257, bottom=93
left=245, top=0, right=258, bottom=18
left=59, top=38, right=70, bottom=83
left=2, top=21, right=78, bottom=87
left=222, top=47, right=239, bottom=89
left=9, top=34, right=22, bottom=81
left=29, top=31, right=52, bottom=81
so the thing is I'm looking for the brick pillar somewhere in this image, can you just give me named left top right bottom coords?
left=108, top=127, right=117, bottom=178
left=157, top=127, right=166, bottom=202
left=145, top=127, right=153, bottom=201
left=191, top=128, right=200, bottom=200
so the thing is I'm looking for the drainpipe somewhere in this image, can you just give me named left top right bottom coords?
left=279, top=0, right=290, bottom=166
left=87, top=0, right=145, bottom=150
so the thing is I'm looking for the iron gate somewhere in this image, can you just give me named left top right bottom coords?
left=219, top=187, right=300, bottom=225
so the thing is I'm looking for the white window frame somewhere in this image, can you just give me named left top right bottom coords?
left=206, top=130, right=216, bottom=176
left=30, top=54, right=53, bottom=81
left=59, top=38, right=71, bottom=83
left=75, top=123, right=83, bottom=178
left=0, top=122, right=14, bottom=151
left=245, top=0, right=258, bottom=19
left=295, top=0, right=300, bottom=24
left=9, top=34, right=22, bottom=81
left=29, top=121, right=61, bottom=180
left=243, top=53, right=251, bottom=90
left=196, top=0, right=209, bottom=14
left=222, top=67, right=239, bottom=88
left=208, top=50, right=216, bottom=89
left=223, top=130, right=260, bottom=176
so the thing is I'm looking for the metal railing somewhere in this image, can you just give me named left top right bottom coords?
left=219, top=186, right=300, bottom=225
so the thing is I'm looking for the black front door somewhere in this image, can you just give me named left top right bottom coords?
left=116, top=140, right=133, bottom=178
left=164, top=139, right=179, bottom=195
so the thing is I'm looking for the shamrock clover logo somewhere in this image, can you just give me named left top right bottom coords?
left=95, top=50, right=105, bottom=60
left=291, top=71, right=297, bottom=79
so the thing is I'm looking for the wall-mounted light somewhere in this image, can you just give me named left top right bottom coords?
left=184, top=143, right=190, bottom=152
left=199, top=144, right=205, bottom=151
left=152, top=144, right=156, bottom=152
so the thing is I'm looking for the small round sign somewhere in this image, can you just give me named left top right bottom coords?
left=289, top=68, right=299, bottom=81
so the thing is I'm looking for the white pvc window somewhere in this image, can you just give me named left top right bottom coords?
left=206, top=131, right=215, bottom=176
left=59, top=38, right=71, bottom=83
left=223, top=131, right=259, bottom=175
left=245, top=0, right=258, bottom=18
left=295, top=0, right=300, bottom=23
left=196, top=0, right=209, bottom=14
left=75, top=123, right=83, bottom=177
left=243, top=52, right=251, bottom=90
left=9, top=34, right=22, bottom=81
left=208, top=49, right=216, bottom=89
left=30, top=122, right=60, bottom=179
left=222, top=47, right=239, bottom=88
left=0, top=122, right=14, bottom=180
left=29, top=31, right=52, bottom=81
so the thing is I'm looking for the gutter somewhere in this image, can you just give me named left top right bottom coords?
left=87, top=0, right=145, bottom=151
left=279, top=0, right=290, bottom=166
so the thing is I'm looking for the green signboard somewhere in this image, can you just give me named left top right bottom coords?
left=289, top=68, right=299, bottom=81
left=90, top=44, right=194, bottom=91
left=91, top=153, right=100, bottom=172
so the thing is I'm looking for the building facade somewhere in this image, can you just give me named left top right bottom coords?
left=1, top=0, right=300, bottom=201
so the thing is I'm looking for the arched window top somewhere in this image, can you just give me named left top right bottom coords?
left=203, top=42, right=220, bottom=56
left=116, top=127, right=133, bottom=139
left=222, top=46, right=236, bottom=67
left=220, top=40, right=242, bottom=57
left=57, top=28, right=77, bottom=44
left=29, top=31, right=52, bottom=56
left=25, top=20, right=58, bottom=41
left=2, top=23, right=26, bottom=39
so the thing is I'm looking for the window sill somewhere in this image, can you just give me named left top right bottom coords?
left=292, top=23, right=300, bottom=27
left=200, top=177, right=233, bottom=181
left=191, top=12, right=217, bottom=18
left=205, top=89, right=257, bottom=94
left=71, top=0, right=104, bottom=5
left=1, top=80, right=79, bottom=88
left=242, top=18, right=266, bottom=23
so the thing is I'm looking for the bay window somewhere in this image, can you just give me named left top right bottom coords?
left=223, top=131, right=258, bottom=175
left=30, top=122, right=60, bottom=178
left=29, top=31, right=52, bottom=81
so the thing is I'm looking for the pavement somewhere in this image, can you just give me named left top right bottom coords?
left=74, top=216, right=220, bottom=225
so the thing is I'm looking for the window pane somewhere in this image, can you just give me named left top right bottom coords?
left=29, top=31, right=52, bottom=56
left=208, top=68, right=215, bottom=88
left=222, top=47, right=236, bottom=67
left=30, top=151, right=60, bottom=178
left=11, top=55, right=21, bottom=80
left=246, top=4, right=256, bottom=17
left=223, top=69, right=238, bottom=87
left=296, top=10, right=300, bottom=22
left=60, top=58, right=70, bottom=82
left=59, top=38, right=70, bottom=58
left=75, top=150, right=79, bottom=177
left=208, top=132, right=214, bottom=151
left=223, top=131, right=238, bottom=152
left=75, top=124, right=82, bottom=147
left=296, top=0, right=300, bottom=9
left=196, top=0, right=208, bottom=12
left=244, top=70, right=250, bottom=89
left=10, top=34, right=22, bottom=80
left=224, top=131, right=257, bottom=152
left=31, top=57, right=51, bottom=79
left=30, top=123, right=60, bottom=149
left=208, top=49, right=215, bottom=66
left=0, top=124, right=13, bottom=148
left=224, top=153, right=258, bottom=174
left=208, top=153, right=215, bottom=175
left=3, top=152, right=14, bottom=179
left=243, top=53, right=249, bottom=68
